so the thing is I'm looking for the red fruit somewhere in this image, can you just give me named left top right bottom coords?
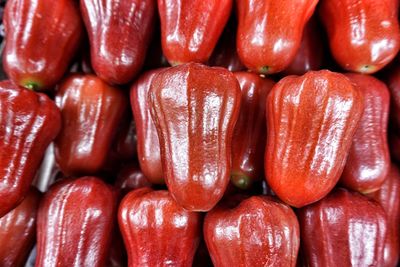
left=0, top=187, right=41, bottom=267
left=130, top=69, right=165, bottom=184
left=340, top=74, right=390, bottom=193
left=149, top=63, right=241, bottom=211
left=54, top=74, right=127, bottom=176
left=231, top=72, right=275, bottom=189
left=320, top=0, right=400, bottom=73
left=3, top=0, right=82, bottom=90
left=266, top=70, right=363, bottom=207
left=368, top=164, right=400, bottom=267
left=0, top=81, right=61, bottom=217
left=204, top=195, right=300, bottom=267
left=298, top=188, right=388, bottom=266
left=81, top=0, right=156, bottom=84
left=158, top=0, right=232, bottom=65
left=119, top=188, right=201, bottom=267
left=236, top=0, right=318, bottom=74
left=36, top=177, right=116, bottom=267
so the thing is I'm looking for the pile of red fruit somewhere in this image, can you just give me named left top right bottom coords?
left=0, top=0, right=399, bottom=266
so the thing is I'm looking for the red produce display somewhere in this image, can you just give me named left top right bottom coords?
left=1, top=2, right=399, bottom=266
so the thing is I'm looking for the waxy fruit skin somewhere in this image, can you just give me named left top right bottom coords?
left=36, top=177, right=116, bottom=267
left=81, top=0, right=156, bottom=85
left=54, top=74, right=127, bottom=176
left=266, top=70, right=363, bottom=207
left=158, top=0, right=232, bottom=65
left=368, top=164, right=400, bottom=267
left=231, top=72, right=275, bottom=189
left=283, top=16, right=324, bottom=76
left=298, top=188, right=387, bottom=267
left=3, top=0, right=82, bottom=90
left=0, top=81, right=61, bottom=217
left=204, top=195, right=300, bottom=267
left=320, top=0, right=400, bottom=74
left=149, top=63, right=241, bottom=211
left=119, top=188, right=201, bottom=267
left=236, top=0, right=318, bottom=74
left=0, top=187, right=41, bottom=267
left=130, top=69, right=164, bottom=184
left=341, top=74, right=390, bottom=194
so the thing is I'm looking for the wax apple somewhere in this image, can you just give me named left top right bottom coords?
left=266, top=70, right=363, bottom=207
left=149, top=63, right=241, bottom=211
left=341, top=74, right=390, bottom=193
left=36, top=177, right=116, bottom=267
left=81, top=0, right=156, bottom=84
left=158, top=0, right=232, bottom=65
left=320, top=0, right=400, bottom=73
left=231, top=72, right=275, bottom=189
left=0, top=81, right=60, bottom=217
left=0, top=187, right=41, bottom=267
left=204, top=195, right=300, bottom=267
left=368, top=165, right=400, bottom=267
left=54, top=74, right=127, bottom=176
left=130, top=69, right=164, bottom=184
left=3, top=0, right=82, bottom=90
left=298, top=188, right=387, bottom=266
left=236, top=0, right=318, bottom=74
left=119, top=188, right=201, bottom=267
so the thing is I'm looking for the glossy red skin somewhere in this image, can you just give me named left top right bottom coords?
left=81, top=0, right=156, bottom=85
left=0, top=187, right=41, bottom=267
left=236, top=0, right=318, bottom=74
left=204, top=195, right=300, bottom=267
left=283, top=16, right=324, bottom=75
left=115, top=164, right=153, bottom=195
left=231, top=72, right=275, bottom=189
left=298, top=188, right=387, bottom=266
left=149, top=63, right=241, bottom=211
left=368, top=164, right=400, bottom=267
left=158, top=0, right=232, bottom=65
left=130, top=69, right=164, bottom=184
left=119, top=188, right=201, bottom=267
left=341, top=74, right=390, bottom=193
left=3, top=0, right=82, bottom=90
left=208, top=18, right=246, bottom=72
left=108, top=164, right=152, bottom=267
left=266, top=70, right=363, bottom=207
left=320, top=0, right=400, bottom=74
left=54, top=74, right=127, bottom=176
left=36, top=177, right=116, bottom=267
left=0, top=81, right=61, bottom=217
left=109, top=163, right=153, bottom=267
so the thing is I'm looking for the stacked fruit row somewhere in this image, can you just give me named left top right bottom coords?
left=0, top=0, right=399, bottom=266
